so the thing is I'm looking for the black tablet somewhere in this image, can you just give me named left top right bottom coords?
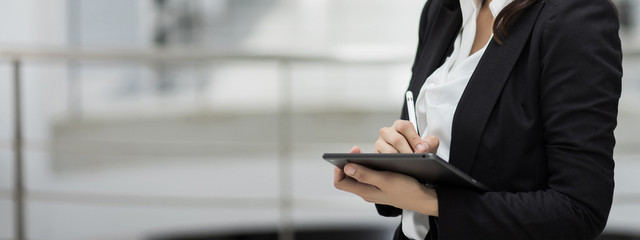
left=323, top=153, right=489, bottom=192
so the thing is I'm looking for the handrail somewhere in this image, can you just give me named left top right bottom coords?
left=2, top=41, right=639, bottom=61
left=4, top=46, right=639, bottom=240
left=1, top=48, right=413, bottom=240
left=0, top=47, right=414, bottom=63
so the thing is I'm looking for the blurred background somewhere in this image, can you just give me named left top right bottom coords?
left=0, top=0, right=638, bottom=240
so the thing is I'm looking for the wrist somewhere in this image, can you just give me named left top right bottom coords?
left=412, top=185, right=439, bottom=216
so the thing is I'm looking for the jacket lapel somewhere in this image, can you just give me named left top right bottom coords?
left=449, top=2, right=545, bottom=174
left=408, top=0, right=462, bottom=97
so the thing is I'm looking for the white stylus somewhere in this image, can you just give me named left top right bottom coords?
left=405, top=91, right=419, bottom=136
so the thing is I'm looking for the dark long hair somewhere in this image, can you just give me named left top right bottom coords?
left=493, top=0, right=539, bottom=44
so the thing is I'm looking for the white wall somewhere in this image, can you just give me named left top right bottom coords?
left=2, top=1, right=640, bottom=239
left=0, top=1, right=424, bottom=239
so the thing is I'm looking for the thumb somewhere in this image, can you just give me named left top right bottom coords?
left=422, top=136, right=439, bottom=154
left=349, top=146, right=362, bottom=154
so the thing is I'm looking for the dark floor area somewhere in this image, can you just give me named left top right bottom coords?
left=151, top=227, right=639, bottom=240
left=150, top=227, right=392, bottom=240
left=599, top=233, right=640, bottom=240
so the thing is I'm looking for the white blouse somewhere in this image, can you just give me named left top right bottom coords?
left=401, top=0, right=512, bottom=239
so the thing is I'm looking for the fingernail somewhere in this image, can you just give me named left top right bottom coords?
left=423, top=142, right=430, bottom=152
left=415, top=143, right=425, bottom=153
left=344, top=166, right=356, bottom=176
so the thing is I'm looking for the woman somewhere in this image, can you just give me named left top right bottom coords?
left=333, top=0, right=622, bottom=239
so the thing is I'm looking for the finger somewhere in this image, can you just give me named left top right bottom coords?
left=334, top=166, right=346, bottom=184
left=344, top=163, right=388, bottom=187
left=375, top=138, right=400, bottom=153
left=333, top=172, right=381, bottom=197
left=349, top=146, right=362, bottom=154
left=393, top=120, right=427, bottom=153
left=379, top=127, right=413, bottom=153
left=422, top=136, right=440, bottom=154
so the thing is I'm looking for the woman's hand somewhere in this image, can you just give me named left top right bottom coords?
left=334, top=144, right=440, bottom=216
left=376, top=120, right=439, bottom=153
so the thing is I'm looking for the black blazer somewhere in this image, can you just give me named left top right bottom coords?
left=376, top=0, right=622, bottom=239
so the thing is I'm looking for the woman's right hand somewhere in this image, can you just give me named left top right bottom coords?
left=375, top=120, right=439, bottom=154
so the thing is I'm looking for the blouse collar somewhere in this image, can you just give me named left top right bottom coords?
left=459, top=0, right=514, bottom=28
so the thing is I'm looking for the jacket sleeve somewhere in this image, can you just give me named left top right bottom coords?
left=436, top=0, right=622, bottom=239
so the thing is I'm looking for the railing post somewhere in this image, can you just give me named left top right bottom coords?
left=12, top=58, right=26, bottom=240
left=277, top=60, right=294, bottom=240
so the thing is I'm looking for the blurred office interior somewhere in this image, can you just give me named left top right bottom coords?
left=0, top=0, right=639, bottom=239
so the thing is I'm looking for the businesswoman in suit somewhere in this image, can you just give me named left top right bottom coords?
left=333, top=0, right=622, bottom=239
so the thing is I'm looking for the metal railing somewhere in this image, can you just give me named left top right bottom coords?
left=0, top=47, right=412, bottom=240
left=3, top=44, right=640, bottom=240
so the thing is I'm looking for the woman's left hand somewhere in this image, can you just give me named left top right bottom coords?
left=333, top=146, right=439, bottom=216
